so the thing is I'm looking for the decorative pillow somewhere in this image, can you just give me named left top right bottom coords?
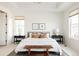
left=31, top=32, right=40, bottom=38
left=28, top=32, right=49, bottom=38
left=40, top=33, right=47, bottom=38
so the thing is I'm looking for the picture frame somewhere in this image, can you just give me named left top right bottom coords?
left=32, top=23, right=46, bottom=30
left=39, top=23, right=45, bottom=30
left=32, top=23, right=39, bottom=30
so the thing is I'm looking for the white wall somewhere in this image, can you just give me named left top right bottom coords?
left=0, top=5, right=14, bottom=45
left=11, top=11, right=64, bottom=38
left=20, top=12, right=64, bottom=36
left=64, top=3, right=79, bottom=53
left=13, top=11, right=64, bottom=37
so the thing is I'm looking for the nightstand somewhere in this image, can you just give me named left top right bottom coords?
left=14, top=35, right=25, bottom=43
left=51, top=35, right=63, bottom=44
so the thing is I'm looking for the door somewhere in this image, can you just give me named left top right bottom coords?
left=0, top=11, right=7, bottom=45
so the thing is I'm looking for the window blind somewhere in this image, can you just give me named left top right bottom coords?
left=15, top=16, right=24, bottom=20
left=69, top=9, right=79, bottom=17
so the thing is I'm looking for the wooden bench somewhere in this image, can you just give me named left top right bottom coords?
left=24, top=45, right=53, bottom=56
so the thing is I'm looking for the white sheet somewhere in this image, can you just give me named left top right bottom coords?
left=15, top=38, right=62, bottom=55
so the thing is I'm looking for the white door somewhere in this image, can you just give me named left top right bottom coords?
left=0, top=11, right=7, bottom=45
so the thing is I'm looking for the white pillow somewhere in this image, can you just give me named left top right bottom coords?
left=29, top=33, right=32, bottom=38
left=47, top=33, right=50, bottom=38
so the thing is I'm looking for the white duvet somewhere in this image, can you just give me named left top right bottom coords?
left=15, top=38, right=62, bottom=55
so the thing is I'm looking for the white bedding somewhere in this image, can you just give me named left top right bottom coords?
left=15, top=38, right=62, bottom=55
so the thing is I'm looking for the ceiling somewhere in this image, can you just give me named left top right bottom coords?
left=0, top=2, right=78, bottom=14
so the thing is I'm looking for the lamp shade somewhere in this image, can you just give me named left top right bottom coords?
left=56, top=29, right=60, bottom=35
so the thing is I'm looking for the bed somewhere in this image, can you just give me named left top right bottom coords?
left=15, top=32, right=62, bottom=55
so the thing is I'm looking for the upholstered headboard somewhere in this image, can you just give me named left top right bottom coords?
left=27, top=32, right=50, bottom=38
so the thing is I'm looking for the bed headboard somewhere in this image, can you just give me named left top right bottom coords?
left=27, top=32, right=50, bottom=38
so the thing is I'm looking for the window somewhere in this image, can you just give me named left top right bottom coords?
left=69, top=10, right=79, bottom=40
left=14, top=16, right=24, bottom=35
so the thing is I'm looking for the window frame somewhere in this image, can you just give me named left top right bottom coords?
left=14, top=19, right=24, bottom=36
left=68, top=13, right=79, bottom=40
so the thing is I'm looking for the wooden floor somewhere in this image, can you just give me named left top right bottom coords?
left=0, top=44, right=17, bottom=56
left=60, top=44, right=79, bottom=56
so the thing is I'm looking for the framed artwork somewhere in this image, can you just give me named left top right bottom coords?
left=32, top=23, right=46, bottom=30
left=39, top=23, right=45, bottom=30
left=32, top=23, right=39, bottom=30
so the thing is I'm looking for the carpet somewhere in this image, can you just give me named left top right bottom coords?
left=8, top=51, right=60, bottom=56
